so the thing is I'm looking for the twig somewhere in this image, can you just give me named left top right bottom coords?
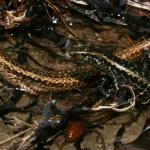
left=111, top=85, right=136, bottom=112
left=0, top=128, right=32, bottom=145
left=11, top=116, right=37, bottom=130
left=45, top=0, right=77, bottom=37
left=79, top=85, right=136, bottom=112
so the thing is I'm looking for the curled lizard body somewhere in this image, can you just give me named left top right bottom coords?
left=113, top=39, right=150, bottom=61
left=70, top=49, right=150, bottom=97
left=0, top=52, right=100, bottom=95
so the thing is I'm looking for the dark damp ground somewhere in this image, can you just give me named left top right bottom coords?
left=0, top=1, right=149, bottom=150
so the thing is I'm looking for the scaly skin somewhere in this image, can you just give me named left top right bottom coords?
left=70, top=49, right=150, bottom=96
left=0, top=52, right=100, bottom=95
